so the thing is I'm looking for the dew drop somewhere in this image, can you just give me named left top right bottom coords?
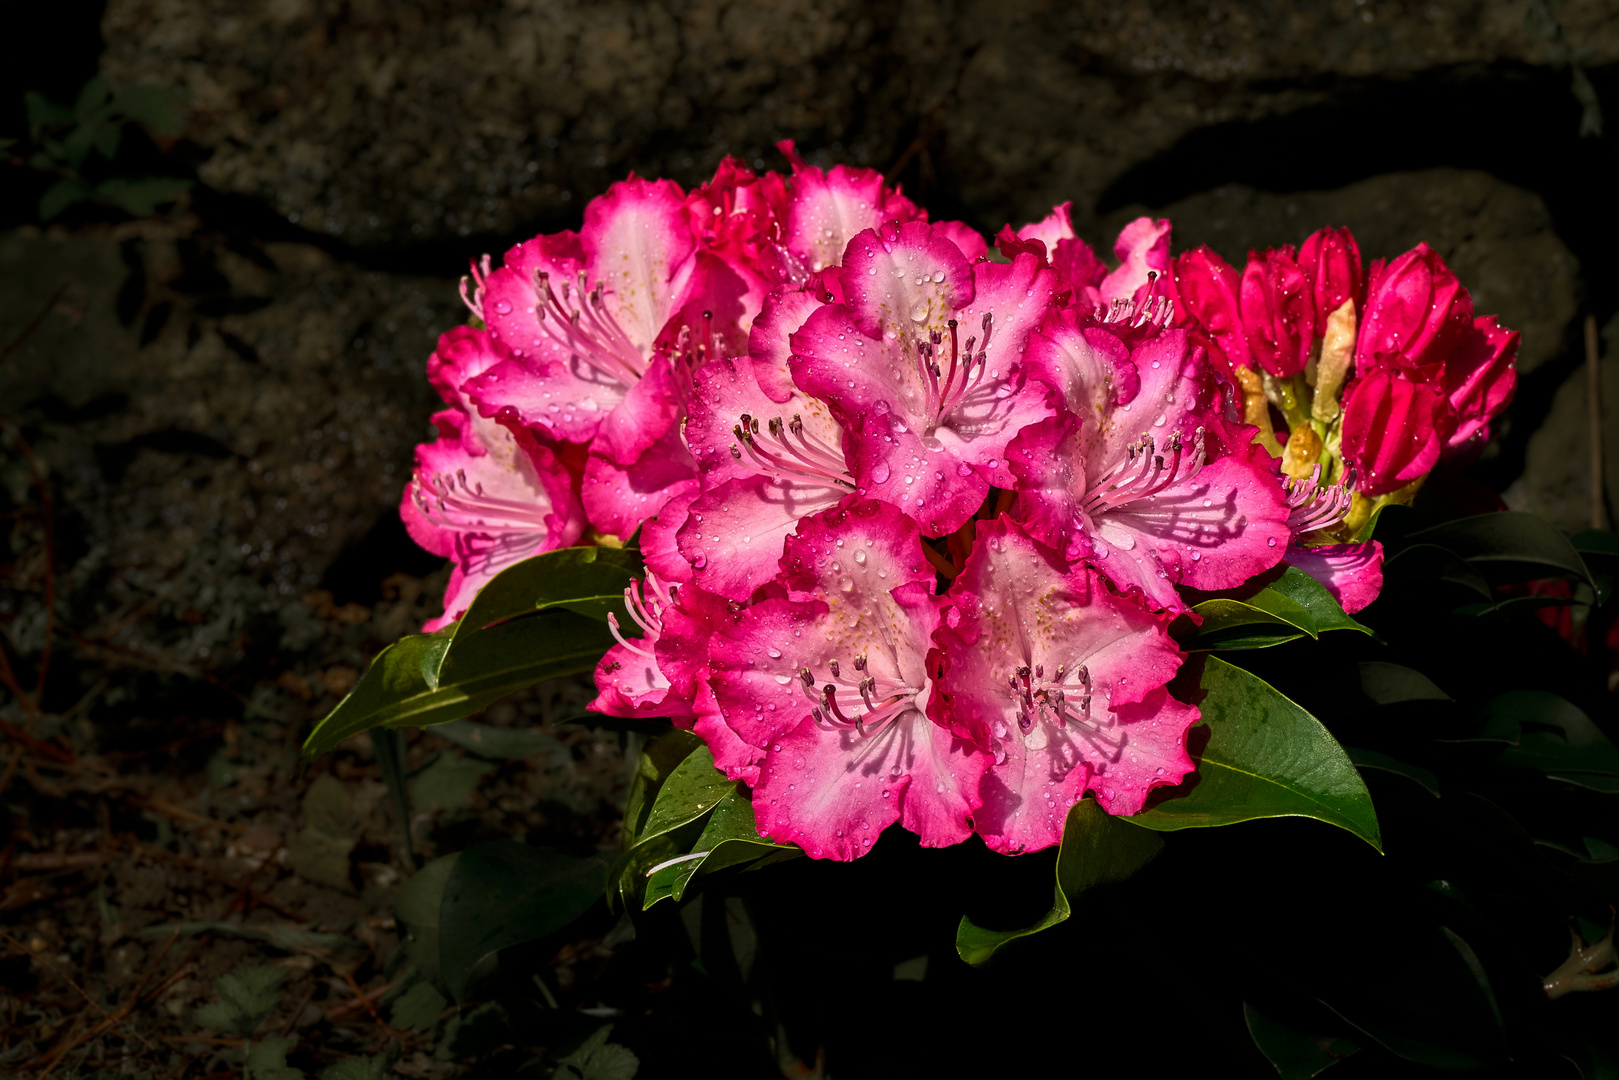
left=838, top=575, right=854, bottom=592
left=854, top=549, right=868, bottom=565
left=909, top=299, right=930, bottom=322
left=871, top=462, right=892, bottom=483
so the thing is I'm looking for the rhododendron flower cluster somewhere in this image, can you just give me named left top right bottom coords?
left=401, top=144, right=1518, bottom=861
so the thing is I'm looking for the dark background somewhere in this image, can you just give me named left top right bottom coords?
left=1, top=2, right=1617, bottom=1077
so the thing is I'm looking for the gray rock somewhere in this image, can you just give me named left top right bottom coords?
left=1099, top=168, right=1581, bottom=374
left=0, top=224, right=457, bottom=667
left=97, top=0, right=1616, bottom=249
left=1504, top=311, right=1619, bottom=532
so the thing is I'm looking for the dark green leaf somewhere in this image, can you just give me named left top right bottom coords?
left=1491, top=691, right=1619, bottom=781
left=622, top=730, right=704, bottom=847
left=409, top=751, right=495, bottom=810
left=389, top=980, right=448, bottom=1032
left=396, top=854, right=459, bottom=988
left=1358, top=662, right=1451, bottom=705
left=555, top=1024, right=640, bottom=1080
left=1441, top=927, right=1506, bottom=1038
left=93, top=177, right=192, bottom=216
left=639, top=744, right=735, bottom=841
left=72, top=77, right=111, bottom=118
left=92, top=124, right=121, bottom=160
left=642, top=788, right=800, bottom=909
left=59, top=123, right=100, bottom=168
left=439, top=840, right=608, bottom=1002
left=39, top=178, right=90, bottom=221
left=112, top=84, right=188, bottom=134
left=1383, top=543, right=1494, bottom=600
left=245, top=1034, right=304, bottom=1080
left=1346, top=747, right=1440, bottom=797
left=373, top=728, right=415, bottom=864
left=1125, top=657, right=1382, bottom=851
left=24, top=91, right=74, bottom=138
left=303, top=610, right=613, bottom=757
left=1243, top=1001, right=1361, bottom=1079
left=431, top=546, right=642, bottom=689
left=1189, top=567, right=1371, bottom=650
left=195, top=965, right=286, bottom=1036
left=1409, top=511, right=1594, bottom=587
left=428, top=718, right=564, bottom=760
left=138, top=921, right=356, bottom=954
left=956, top=799, right=1164, bottom=966
left=1571, top=530, right=1619, bottom=558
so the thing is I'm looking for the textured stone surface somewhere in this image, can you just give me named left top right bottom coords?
left=0, top=224, right=456, bottom=665
left=98, top=0, right=1619, bottom=249
left=1505, top=312, right=1619, bottom=531
left=1099, top=168, right=1582, bottom=375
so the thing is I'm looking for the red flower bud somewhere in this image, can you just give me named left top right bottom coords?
left=1443, top=315, right=1519, bottom=454
left=1340, top=368, right=1454, bottom=496
left=1355, top=243, right=1472, bottom=378
left=1173, top=246, right=1250, bottom=372
left=1239, top=246, right=1314, bottom=378
left=1297, top=226, right=1363, bottom=329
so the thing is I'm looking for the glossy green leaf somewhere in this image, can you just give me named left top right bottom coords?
left=1409, top=511, right=1594, bottom=587
left=1491, top=691, right=1619, bottom=784
left=1346, top=747, right=1440, bottom=797
left=1243, top=1001, right=1361, bottom=1079
left=622, top=730, right=705, bottom=848
left=428, top=718, right=565, bottom=760
left=1125, top=657, right=1382, bottom=851
left=1382, top=543, right=1494, bottom=600
left=642, top=788, right=800, bottom=909
left=639, top=744, right=736, bottom=841
left=303, top=610, right=613, bottom=757
left=438, top=840, right=608, bottom=1002
left=1358, top=661, right=1451, bottom=705
left=1189, top=567, right=1371, bottom=651
left=429, top=546, right=642, bottom=689
left=956, top=799, right=1164, bottom=966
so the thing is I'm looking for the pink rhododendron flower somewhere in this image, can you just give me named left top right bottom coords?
left=1443, top=314, right=1519, bottom=453
left=401, top=330, right=584, bottom=631
left=1012, top=310, right=1291, bottom=612
left=1239, top=246, right=1314, bottom=378
left=590, top=572, right=692, bottom=720
left=1280, top=465, right=1384, bottom=614
left=789, top=221, right=1060, bottom=535
left=933, top=518, right=1197, bottom=854
left=676, top=499, right=989, bottom=860
left=774, top=140, right=923, bottom=278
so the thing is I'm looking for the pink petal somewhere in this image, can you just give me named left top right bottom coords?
left=591, top=355, right=685, bottom=468
left=1007, top=412, right=1086, bottom=557
left=1093, top=688, right=1199, bottom=817
left=590, top=640, right=688, bottom=720
left=1356, top=243, right=1472, bottom=376
left=581, top=426, right=698, bottom=540
left=1172, top=246, right=1250, bottom=372
left=934, top=518, right=1190, bottom=853
left=676, top=475, right=845, bottom=601
left=933, top=220, right=988, bottom=262
left=640, top=487, right=698, bottom=585
left=582, top=176, right=696, bottom=354
left=464, top=353, right=628, bottom=446
left=778, top=140, right=921, bottom=273
left=777, top=495, right=936, bottom=598
left=426, top=326, right=512, bottom=413
left=1442, top=316, right=1518, bottom=453
left=1015, top=201, right=1076, bottom=253
left=1286, top=541, right=1385, bottom=614
left=840, top=222, right=975, bottom=344
left=684, top=356, right=848, bottom=490
left=748, top=285, right=825, bottom=403
left=1100, top=216, right=1173, bottom=305
left=1239, top=247, right=1314, bottom=378
left=1297, top=226, right=1363, bottom=327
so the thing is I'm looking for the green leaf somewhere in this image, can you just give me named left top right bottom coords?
left=1189, top=566, right=1371, bottom=651
left=1243, top=1001, right=1361, bottom=1079
left=1491, top=691, right=1619, bottom=784
left=1409, top=511, right=1594, bottom=587
left=956, top=799, right=1164, bottom=966
left=1358, top=662, right=1451, bottom=705
left=409, top=751, right=495, bottom=810
left=428, top=718, right=565, bottom=760
left=319, top=1044, right=400, bottom=1080
left=639, top=745, right=736, bottom=841
left=430, top=545, right=642, bottom=689
left=303, top=610, right=613, bottom=757
left=287, top=775, right=356, bottom=889
left=555, top=1024, right=640, bottom=1080
left=112, top=84, right=188, bottom=135
left=93, top=177, right=193, bottom=216
left=72, top=77, right=111, bottom=118
left=389, top=980, right=448, bottom=1031
left=38, top=178, right=91, bottom=222
left=1383, top=543, right=1494, bottom=600
left=642, top=788, right=800, bottom=909
left=1345, top=747, right=1440, bottom=796
left=396, top=854, right=459, bottom=988
left=24, top=91, right=74, bottom=138
left=195, top=965, right=286, bottom=1036
left=138, top=922, right=356, bottom=954
left=373, top=728, right=414, bottom=863
left=1125, top=657, right=1382, bottom=851
left=245, top=1035, right=305, bottom=1080
left=438, top=840, right=608, bottom=1002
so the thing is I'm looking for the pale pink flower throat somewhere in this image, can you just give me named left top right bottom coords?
left=1083, top=427, right=1207, bottom=515
left=533, top=270, right=648, bottom=386
left=797, top=652, right=923, bottom=739
left=729, top=413, right=854, bottom=488
left=917, top=314, right=994, bottom=429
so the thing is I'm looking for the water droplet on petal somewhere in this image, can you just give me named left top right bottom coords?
left=871, top=462, right=892, bottom=483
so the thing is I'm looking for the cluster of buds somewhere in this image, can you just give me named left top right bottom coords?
left=1175, top=230, right=1518, bottom=535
